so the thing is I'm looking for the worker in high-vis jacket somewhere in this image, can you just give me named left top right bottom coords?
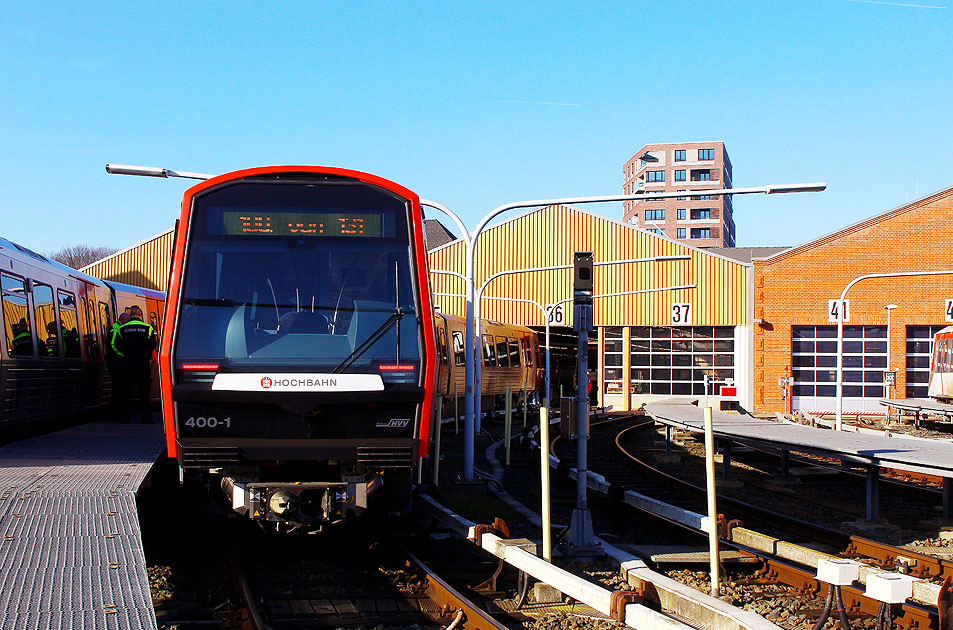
left=112, top=306, right=157, bottom=423
left=106, top=312, right=131, bottom=422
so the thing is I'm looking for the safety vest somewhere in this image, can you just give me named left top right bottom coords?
left=113, top=317, right=156, bottom=362
left=11, top=331, right=33, bottom=356
left=107, top=323, right=122, bottom=359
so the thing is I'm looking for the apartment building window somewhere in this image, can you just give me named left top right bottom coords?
left=674, top=169, right=686, bottom=182
left=691, top=228, right=711, bottom=239
left=677, top=209, right=686, bottom=220
left=647, top=170, right=665, bottom=182
left=677, top=190, right=687, bottom=201
left=677, top=228, right=686, bottom=239
left=691, top=170, right=711, bottom=181
left=698, top=149, right=715, bottom=160
left=691, top=208, right=712, bottom=220
left=696, top=194, right=712, bottom=200
left=644, top=209, right=665, bottom=221
left=674, top=150, right=686, bottom=162
left=648, top=228, right=666, bottom=236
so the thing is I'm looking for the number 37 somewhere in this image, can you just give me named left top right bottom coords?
left=671, top=303, right=692, bottom=325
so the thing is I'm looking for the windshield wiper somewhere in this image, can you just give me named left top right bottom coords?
left=330, top=308, right=405, bottom=374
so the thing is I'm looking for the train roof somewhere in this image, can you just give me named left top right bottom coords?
left=0, top=236, right=109, bottom=287
left=102, top=279, right=166, bottom=300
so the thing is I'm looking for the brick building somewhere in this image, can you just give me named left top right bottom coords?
left=622, top=142, right=735, bottom=247
left=753, top=186, right=953, bottom=414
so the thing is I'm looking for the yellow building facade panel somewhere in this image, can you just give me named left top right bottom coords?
left=82, top=229, right=175, bottom=291
left=428, top=205, right=750, bottom=327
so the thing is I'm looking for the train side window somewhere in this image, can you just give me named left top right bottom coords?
left=452, top=331, right=466, bottom=366
left=436, top=327, right=448, bottom=365
left=83, top=297, right=99, bottom=360
left=521, top=337, right=533, bottom=367
left=2, top=272, right=34, bottom=357
left=57, top=290, right=81, bottom=359
left=508, top=338, right=520, bottom=367
left=33, top=283, right=59, bottom=358
left=483, top=334, right=496, bottom=366
left=98, top=301, right=112, bottom=350
left=496, top=336, right=509, bottom=367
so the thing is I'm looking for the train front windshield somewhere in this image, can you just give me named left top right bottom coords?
left=175, top=179, right=421, bottom=375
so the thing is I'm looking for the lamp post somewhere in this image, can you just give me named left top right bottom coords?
left=835, top=271, right=953, bottom=430
left=433, top=183, right=825, bottom=481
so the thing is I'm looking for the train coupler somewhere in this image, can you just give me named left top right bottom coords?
left=223, top=476, right=382, bottom=525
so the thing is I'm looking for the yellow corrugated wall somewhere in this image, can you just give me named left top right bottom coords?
left=428, top=205, right=749, bottom=327
left=82, top=229, right=175, bottom=291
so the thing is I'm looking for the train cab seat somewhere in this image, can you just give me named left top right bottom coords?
left=277, top=311, right=330, bottom=334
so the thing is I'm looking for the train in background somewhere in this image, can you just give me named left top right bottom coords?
left=162, top=165, right=539, bottom=530
left=0, top=237, right=165, bottom=429
left=435, top=311, right=540, bottom=415
left=928, top=326, right=953, bottom=403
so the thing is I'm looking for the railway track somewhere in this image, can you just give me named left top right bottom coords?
left=545, top=413, right=950, bottom=630
left=231, top=520, right=517, bottom=630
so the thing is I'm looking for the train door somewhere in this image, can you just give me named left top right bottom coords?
left=449, top=324, right=466, bottom=401
left=434, top=315, right=451, bottom=393
left=1, top=271, right=37, bottom=426
left=145, top=297, right=163, bottom=400
left=78, top=281, right=105, bottom=409
left=97, top=294, right=115, bottom=402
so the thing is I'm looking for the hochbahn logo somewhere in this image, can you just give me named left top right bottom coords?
left=260, top=376, right=338, bottom=389
left=211, top=373, right=382, bottom=392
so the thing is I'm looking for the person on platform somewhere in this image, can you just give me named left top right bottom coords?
left=106, top=312, right=131, bottom=422
left=112, top=306, right=157, bottom=423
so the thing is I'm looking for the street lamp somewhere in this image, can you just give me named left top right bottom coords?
left=835, top=271, right=953, bottom=430
left=458, top=183, right=824, bottom=480
left=105, top=163, right=213, bottom=180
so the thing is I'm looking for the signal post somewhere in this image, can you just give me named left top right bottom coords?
left=564, top=252, right=602, bottom=556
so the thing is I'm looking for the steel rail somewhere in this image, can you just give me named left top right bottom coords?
left=596, top=423, right=946, bottom=630
left=542, top=415, right=941, bottom=628
left=611, top=424, right=953, bottom=583
left=233, top=534, right=511, bottom=630
left=402, top=547, right=511, bottom=630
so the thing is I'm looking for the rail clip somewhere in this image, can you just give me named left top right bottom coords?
left=609, top=590, right=644, bottom=622
left=471, top=518, right=510, bottom=547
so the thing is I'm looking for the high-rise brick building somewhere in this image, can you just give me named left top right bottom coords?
left=622, top=142, right=735, bottom=247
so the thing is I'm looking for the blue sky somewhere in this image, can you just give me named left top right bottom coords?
left=2, top=1, right=950, bottom=256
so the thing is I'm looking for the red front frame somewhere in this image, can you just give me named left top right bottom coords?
left=160, top=166, right=437, bottom=458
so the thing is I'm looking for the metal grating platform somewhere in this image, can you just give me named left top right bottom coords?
left=645, top=400, right=953, bottom=478
left=0, top=423, right=165, bottom=629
